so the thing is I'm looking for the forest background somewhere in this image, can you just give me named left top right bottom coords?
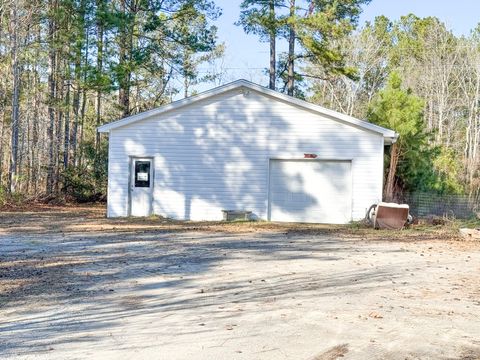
left=0, top=0, right=478, bottom=205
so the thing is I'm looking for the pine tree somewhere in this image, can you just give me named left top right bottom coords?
left=0, top=0, right=223, bottom=200
left=367, top=72, right=428, bottom=199
left=8, top=0, right=20, bottom=193
left=284, top=0, right=370, bottom=94
left=237, top=0, right=285, bottom=90
left=112, top=0, right=220, bottom=115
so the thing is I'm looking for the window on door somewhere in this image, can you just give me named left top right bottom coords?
left=134, top=161, right=150, bottom=188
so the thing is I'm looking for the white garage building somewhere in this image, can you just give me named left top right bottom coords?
left=98, top=80, right=397, bottom=224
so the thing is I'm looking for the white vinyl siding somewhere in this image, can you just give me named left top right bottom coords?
left=106, top=87, right=384, bottom=222
left=269, top=160, right=352, bottom=224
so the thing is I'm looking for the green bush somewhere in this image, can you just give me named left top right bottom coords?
left=61, top=141, right=108, bottom=202
left=0, top=185, right=27, bottom=206
left=0, top=185, right=6, bottom=206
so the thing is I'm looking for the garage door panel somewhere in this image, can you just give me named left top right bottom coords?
left=269, top=160, right=352, bottom=224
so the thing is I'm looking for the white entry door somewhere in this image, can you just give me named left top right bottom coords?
left=130, top=158, right=153, bottom=216
left=269, top=160, right=352, bottom=224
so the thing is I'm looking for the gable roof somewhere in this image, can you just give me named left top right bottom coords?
left=97, top=79, right=398, bottom=144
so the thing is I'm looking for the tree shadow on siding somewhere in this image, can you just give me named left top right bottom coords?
left=118, top=88, right=377, bottom=221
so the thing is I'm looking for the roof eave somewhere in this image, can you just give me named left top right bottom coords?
left=97, top=80, right=250, bottom=133
left=384, top=132, right=399, bottom=145
left=97, top=79, right=397, bottom=139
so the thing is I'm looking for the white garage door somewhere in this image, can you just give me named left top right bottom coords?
left=269, top=160, right=352, bottom=224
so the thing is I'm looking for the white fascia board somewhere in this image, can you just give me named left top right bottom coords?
left=97, top=79, right=397, bottom=142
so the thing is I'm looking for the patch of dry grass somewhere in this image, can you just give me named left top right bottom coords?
left=312, top=344, right=349, bottom=360
left=0, top=204, right=478, bottom=247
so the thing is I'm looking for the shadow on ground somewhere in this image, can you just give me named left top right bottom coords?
left=1, top=227, right=404, bottom=355
left=0, top=207, right=478, bottom=359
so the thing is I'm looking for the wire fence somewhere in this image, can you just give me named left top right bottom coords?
left=394, top=192, right=480, bottom=219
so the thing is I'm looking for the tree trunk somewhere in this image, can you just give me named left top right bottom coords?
left=18, top=112, right=26, bottom=193
left=118, top=0, right=132, bottom=117
left=54, top=63, right=64, bottom=194
left=269, top=0, right=276, bottom=90
left=183, top=49, right=190, bottom=98
left=384, top=142, right=400, bottom=202
left=72, top=0, right=87, bottom=167
left=79, top=84, right=87, bottom=168
left=95, top=0, right=104, bottom=154
left=71, top=60, right=80, bottom=166
left=0, top=110, right=5, bottom=186
left=78, top=26, right=89, bottom=168
left=287, top=0, right=295, bottom=96
left=8, top=1, right=20, bottom=193
left=46, top=0, right=56, bottom=195
left=184, top=74, right=189, bottom=98
left=64, top=68, right=71, bottom=169
left=31, top=25, right=40, bottom=194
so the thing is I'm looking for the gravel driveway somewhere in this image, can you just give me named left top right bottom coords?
left=0, top=208, right=479, bottom=359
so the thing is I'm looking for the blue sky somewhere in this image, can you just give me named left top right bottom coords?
left=205, top=0, right=480, bottom=86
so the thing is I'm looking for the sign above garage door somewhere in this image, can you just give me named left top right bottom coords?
left=268, top=160, right=352, bottom=224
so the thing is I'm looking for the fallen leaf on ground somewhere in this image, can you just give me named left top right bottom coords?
left=368, top=311, right=383, bottom=319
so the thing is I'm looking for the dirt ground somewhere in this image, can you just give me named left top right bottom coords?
left=1, top=205, right=480, bottom=359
